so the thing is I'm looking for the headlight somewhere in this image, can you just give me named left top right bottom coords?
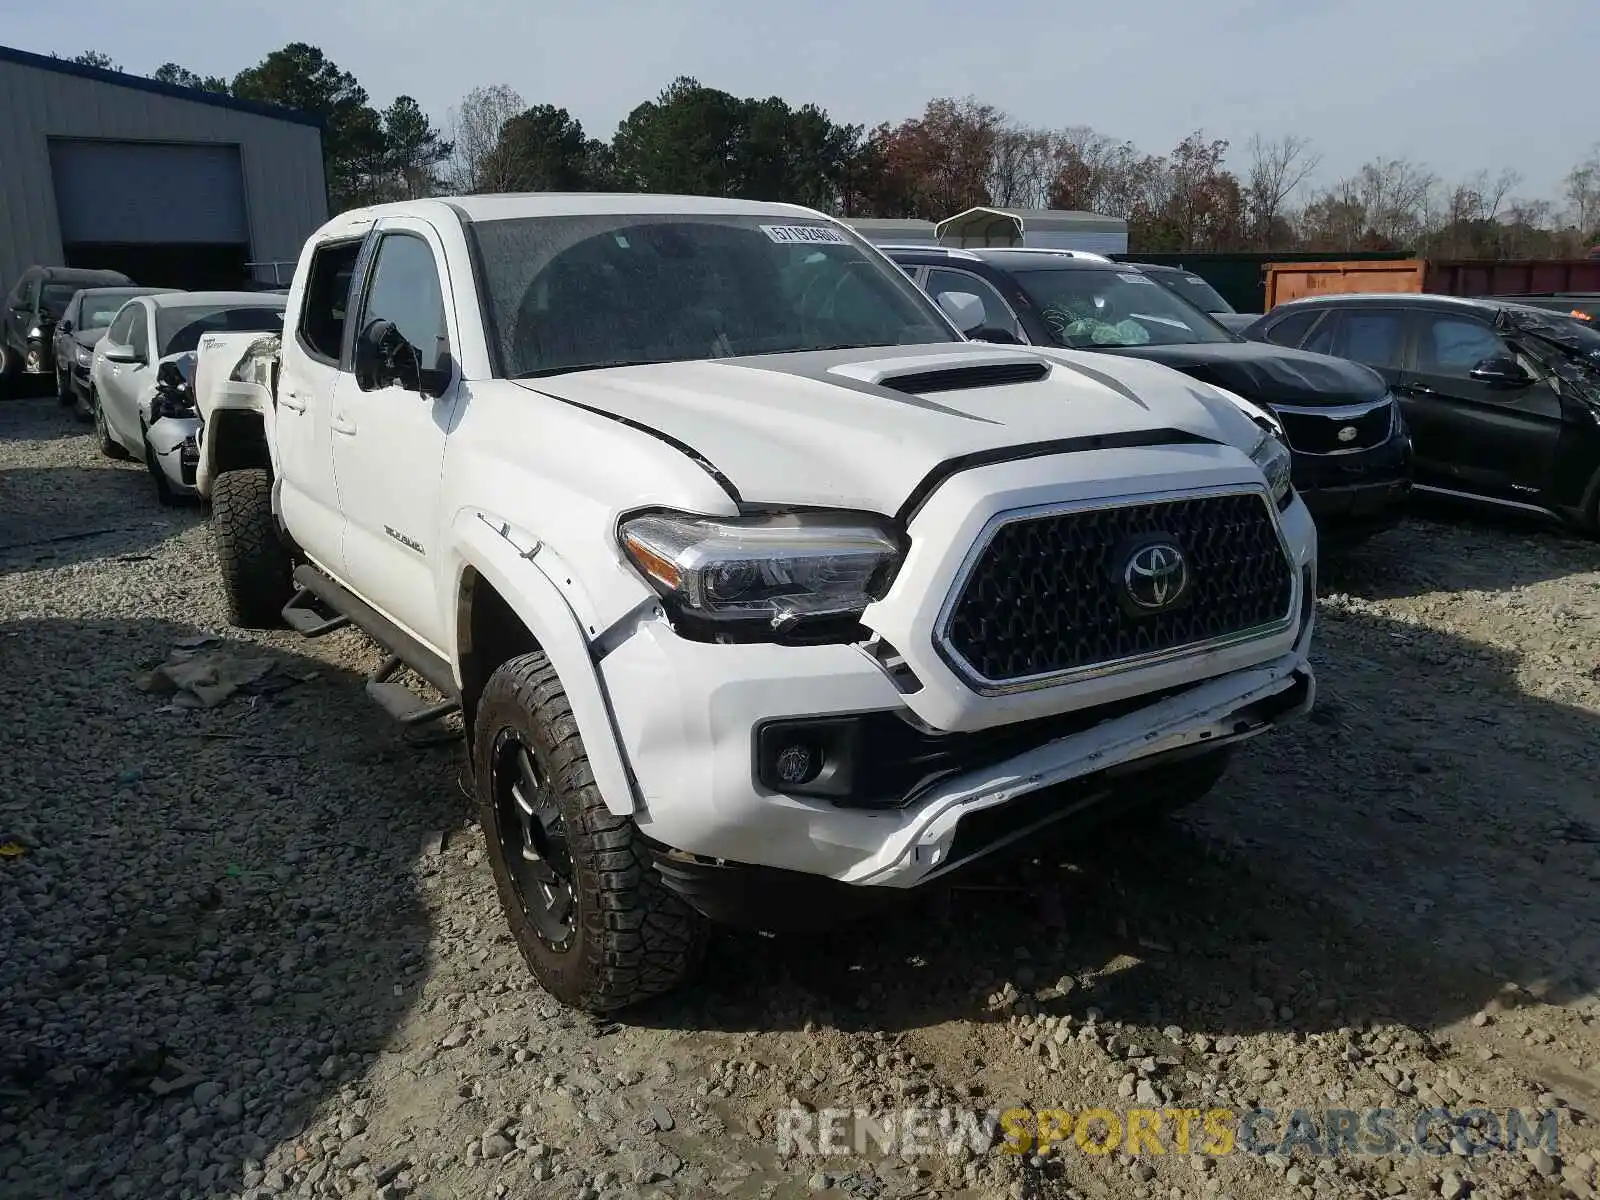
left=26, top=326, right=41, bottom=341
left=74, top=346, right=92, bottom=366
left=1250, top=431, right=1294, bottom=506
left=619, top=511, right=902, bottom=637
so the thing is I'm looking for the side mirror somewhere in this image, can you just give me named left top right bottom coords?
left=102, top=343, right=141, bottom=364
left=356, top=318, right=450, bottom=397
left=936, top=290, right=987, bottom=334
left=1469, top=355, right=1530, bottom=387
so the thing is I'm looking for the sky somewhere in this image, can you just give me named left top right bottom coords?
left=7, top=0, right=1598, bottom=207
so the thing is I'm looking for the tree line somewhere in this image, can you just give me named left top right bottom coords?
left=68, top=46, right=1600, bottom=259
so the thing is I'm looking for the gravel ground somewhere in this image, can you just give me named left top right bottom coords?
left=2, top=394, right=1598, bottom=1200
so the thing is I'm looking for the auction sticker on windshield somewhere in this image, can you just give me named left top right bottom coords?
left=1117, top=272, right=1159, bottom=284
left=761, top=224, right=851, bottom=245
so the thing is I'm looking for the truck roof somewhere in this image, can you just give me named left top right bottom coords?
left=318, top=193, right=832, bottom=239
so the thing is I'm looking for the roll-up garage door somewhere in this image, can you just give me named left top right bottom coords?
left=49, top=139, right=248, bottom=245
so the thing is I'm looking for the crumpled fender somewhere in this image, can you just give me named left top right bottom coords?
left=193, top=335, right=279, bottom=498
left=449, top=509, right=647, bottom=816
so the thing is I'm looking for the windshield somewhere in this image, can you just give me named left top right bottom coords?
left=1159, top=271, right=1234, bottom=314
left=156, top=304, right=285, bottom=357
left=1014, top=267, right=1238, bottom=348
left=467, top=213, right=957, bottom=377
left=79, top=290, right=145, bottom=330
left=41, top=284, right=82, bottom=318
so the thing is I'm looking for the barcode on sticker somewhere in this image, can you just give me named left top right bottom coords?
left=760, top=224, right=850, bottom=245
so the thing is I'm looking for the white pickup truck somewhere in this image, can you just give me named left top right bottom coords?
left=195, top=194, right=1317, bottom=1012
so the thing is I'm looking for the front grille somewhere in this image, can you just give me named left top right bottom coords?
left=1276, top=399, right=1393, bottom=455
left=941, top=491, right=1294, bottom=690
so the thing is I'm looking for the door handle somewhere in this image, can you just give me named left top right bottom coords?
left=278, top=390, right=307, bottom=413
left=1394, top=383, right=1436, bottom=397
left=331, top=414, right=357, bottom=436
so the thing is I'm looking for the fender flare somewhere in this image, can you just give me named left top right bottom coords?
left=452, top=512, right=641, bottom=817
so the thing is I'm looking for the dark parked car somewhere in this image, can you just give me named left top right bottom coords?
left=1243, top=293, right=1600, bottom=533
left=50, top=285, right=177, bottom=411
left=884, top=246, right=1413, bottom=545
left=1122, top=262, right=1260, bottom=332
left=1, top=265, right=133, bottom=395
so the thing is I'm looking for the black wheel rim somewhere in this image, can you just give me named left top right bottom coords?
left=491, top=729, right=577, bottom=950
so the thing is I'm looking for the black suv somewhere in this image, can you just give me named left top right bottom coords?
left=1, top=265, right=134, bottom=395
left=1244, top=293, right=1600, bottom=533
left=884, top=246, right=1413, bottom=545
left=1121, top=261, right=1259, bottom=332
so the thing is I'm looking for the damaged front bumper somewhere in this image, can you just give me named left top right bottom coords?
left=146, top=416, right=202, bottom=494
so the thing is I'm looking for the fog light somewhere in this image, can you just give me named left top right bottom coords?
left=25, top=350, right=42, bottom=370
left=773, top=743, right=819, bottom=787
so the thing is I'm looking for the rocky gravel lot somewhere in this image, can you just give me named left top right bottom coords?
left=2, top=394, right=1599, bottom=1200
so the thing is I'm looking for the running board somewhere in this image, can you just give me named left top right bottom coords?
left=366, top=654, right=461, bottom=726
left=281, top=586, right=351, bottom=637
left=289, top=565, right=461, bottom=729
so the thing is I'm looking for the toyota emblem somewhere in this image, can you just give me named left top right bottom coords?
left=1336, top=425, right=1359, bottom=443
left=1122, top=542, right=1190, bottom=612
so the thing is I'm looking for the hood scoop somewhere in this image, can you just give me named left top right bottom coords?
left=828, top=349, right=1051, bottom=395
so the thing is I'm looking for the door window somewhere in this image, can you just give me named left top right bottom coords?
left=126, top=306, right=149, bottom=359
left=1259, top=308, right=1322, bottom=348
left=1304, top=309, right=1404, bottom=369
left=354, top=233, right=450, bottom=391
left=106, top=305, right=136, bottom=347
left=298, top=239, right=362, bottom=363
left=924, top=268, right=1023, bottom=340
left=1417, top=315, right=1510, bottom=377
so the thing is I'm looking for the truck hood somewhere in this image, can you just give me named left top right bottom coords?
left=514, top=343, right=1263, bottom=513
left=1095, top=340, right=1389, bottom=407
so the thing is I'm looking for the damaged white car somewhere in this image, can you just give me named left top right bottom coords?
left=196, top=195, right=1318, bottom=1012
left=89, top=291, right=286, bottom=503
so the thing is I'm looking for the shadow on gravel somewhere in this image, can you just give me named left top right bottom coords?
left=1323, top=505, right=1600, bottom=600
left=0, top=467, right=191, bottom=575
left=0, top=618, right=468, bottom=1200
left=0, top=390, right=86, bottom=438
left=631, top=605, right=1600, bottom=1055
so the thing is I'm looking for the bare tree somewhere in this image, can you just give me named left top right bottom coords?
left=1245, top=134, right=1319, bottom=249
left=987, top=124, right=1059, bottom=210
left=446, top=84, right=526, bottom=193
left=1566, top=144, right=1600, bottom=235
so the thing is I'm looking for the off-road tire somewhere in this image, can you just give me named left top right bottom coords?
left=211, top=468, right=292, bottom=628
left=142, top=427, right=180, bottom=507
left=474, top=651, right=708, bottom=1012
left=91, top=390, right=130, bottom=460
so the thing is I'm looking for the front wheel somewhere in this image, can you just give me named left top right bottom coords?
left=92, top=391, right=130, bottom=460
left=210, top=468, right=292, bottom=627
left=142, top=427, right=180, bottom=507
left=474, top=651, right=708, bottom=1012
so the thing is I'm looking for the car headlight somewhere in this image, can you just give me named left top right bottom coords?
left=26, top=326, right=41, bottom=342
left=74, top=346, right=92, bottom=366
left=619, top=511, right=902, bottom=638
left=1250, top=431, right=1294, bottom=506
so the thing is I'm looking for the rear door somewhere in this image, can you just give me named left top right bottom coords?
left=1395, top=310, right=1562, bottom=501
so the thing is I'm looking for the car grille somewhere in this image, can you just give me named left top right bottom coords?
left=1275, top=398, right=1394, bottom=455
left=940, top=491, right=1295, bottom=692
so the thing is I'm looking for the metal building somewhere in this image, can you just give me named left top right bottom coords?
left=843, top=218, right=940, bottom=246
left=0, top=44, right=327, bottom=292
left=935, top=206, right=1129, bottom=255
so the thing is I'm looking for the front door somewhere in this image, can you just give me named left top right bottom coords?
left=328, top=218, right=461, bottom=653
left=1396, top=310, right=1562, bottom=501
left=101, top=302, right=151, bottom=449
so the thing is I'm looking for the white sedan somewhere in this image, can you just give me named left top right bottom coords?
left=90, top=291, right=286, bottom=494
